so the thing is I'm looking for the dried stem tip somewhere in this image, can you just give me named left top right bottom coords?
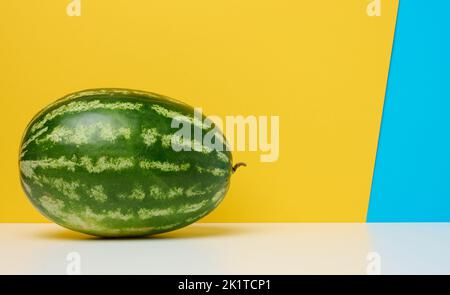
left=232, top=162, right=247, bottom=173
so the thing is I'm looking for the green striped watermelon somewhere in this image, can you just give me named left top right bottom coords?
left=19, top=89, right=240, bottom=237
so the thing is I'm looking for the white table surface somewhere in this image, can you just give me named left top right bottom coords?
left=1, top=223, right=449, bottom=275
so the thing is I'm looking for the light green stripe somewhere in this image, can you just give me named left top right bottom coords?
left=137, top=200, right=208, bottom=220
left=88, top=185, right=108, bottom=202
left=21, top=155, right=205, bottom=178
left=154, top=222, right=184, bottom=231
left=39, top=176, right=80, bottom=200
left=212, top=187, right=227, bottom=203
left=151, top=104, right=208, bottom=130
left=148, top=185, right=184, bottom=200
left=138, top=208, right=174, bottom=219
left=196, top=166, right=228, bottom=176
left=30, top=100, right=143, bottom=134
left=20, top=156, right=77, bottom=179
left=141, top=128, right=158, bottom=146
left=161, top=134, right=213, bottom=154
left=177, top=200, right=208, bottom=214
left=20, top=127, right=48, bottom=156
left=39, top=123, right=131, bottom=145
left=217, top=152, right=230, bottom=163
left=80, top=156, right=134, bottom=173
left=20, top=156, right=134, bottom=178
left=118, top=185, right=146, bottom=200
left=139, top=160, right=190, bottom=172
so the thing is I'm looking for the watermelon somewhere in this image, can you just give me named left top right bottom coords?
left=19, top=89, right=241, bottom=237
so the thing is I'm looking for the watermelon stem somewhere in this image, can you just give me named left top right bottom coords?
left=232, top=162, right=247, bottom=173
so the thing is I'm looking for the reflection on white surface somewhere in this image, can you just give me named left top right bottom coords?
left=367, top=223, right=450, bottom=274
left=0, top=223, right=449, bottom=274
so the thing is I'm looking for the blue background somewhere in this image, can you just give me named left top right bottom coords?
left=368, top=0, right=450, bottom=221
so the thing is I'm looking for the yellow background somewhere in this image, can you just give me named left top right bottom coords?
left=0, top=0, right=398, bottom=222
